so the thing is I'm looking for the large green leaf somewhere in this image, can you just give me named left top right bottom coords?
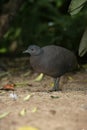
left=69, top=0, right=87, bottom=15
left=79, top=28, right=87, bottom=57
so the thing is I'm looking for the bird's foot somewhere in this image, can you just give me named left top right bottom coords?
left=48, top=87, right=61, bottom=92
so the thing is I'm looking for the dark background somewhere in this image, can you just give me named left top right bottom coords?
left=0, top=0, right=87, bottom=63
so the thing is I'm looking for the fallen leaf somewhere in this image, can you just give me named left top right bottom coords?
left=31, top=107, right=37, bottom=113
left=51, top=96, right=60, bottom=99
left=19, top=108, right=26, bottom=116
left=1, top=83, right=15, bottom=90
left=68, top=76, right=73, bottom=81
left=15, top=82, right=31, bottom=87
left=0, top=112, right=10, bottom=119
left=17, top=126, right=39, bottom=130
left=34, top=73, right=44, bottom=82
left=23, top=71, right=31, bottom=77
left=23, top=94, right=31, bottom=101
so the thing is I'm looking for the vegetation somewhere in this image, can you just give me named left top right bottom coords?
left=0, top=0, right=87, bottom=56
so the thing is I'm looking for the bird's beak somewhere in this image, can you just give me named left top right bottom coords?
left=23, top=50, right=29, bottom=53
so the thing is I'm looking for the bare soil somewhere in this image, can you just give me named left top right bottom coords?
left=0, top=57, right=87, bottom=130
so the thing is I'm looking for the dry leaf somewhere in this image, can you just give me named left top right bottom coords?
left=68, top=76, right=73, bottom=80
left=23, top=95, right=31, bottom=101
left=31, top=107, right=37, bottom=113
left=0, top=112, right=10, bottom=119
left=2, top=83, right=15, bottom=90
left=34, top=73, right=44, bottom=82
left=19, top=108, right=26, bottom=116
left=17, top=126, right=39, bottom=130
left=51, top=96, right=60, bottom=99
left=23, top=71, right=31, bottom=76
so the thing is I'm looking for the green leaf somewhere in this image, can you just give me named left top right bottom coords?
left=4, top=28, right=13, bottom=39
left=14, top=28, right=21, bottom=38
left=55, top=0, right=63, bottom=8
left=0, top=48, right=7, bottom=53
left=69, top=0, right=87, bottom=15
left=79, top=28, right=87, bottom=57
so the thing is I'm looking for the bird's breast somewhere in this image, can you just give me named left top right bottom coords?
left=30, top=56, right=44, bottom=73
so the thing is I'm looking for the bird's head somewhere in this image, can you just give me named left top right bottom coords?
left=23, top=45, right=42, bottom=56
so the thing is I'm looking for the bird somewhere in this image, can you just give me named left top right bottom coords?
left=23, top=45, right=78, bottom=91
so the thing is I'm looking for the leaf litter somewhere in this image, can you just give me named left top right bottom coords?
left=0, top=112, right=10, bottom=119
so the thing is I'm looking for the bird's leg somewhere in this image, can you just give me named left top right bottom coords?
left=50, top=77, right=60, bottom=91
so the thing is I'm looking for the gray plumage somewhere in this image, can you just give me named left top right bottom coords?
left=23, top=45, right=78, bottom=91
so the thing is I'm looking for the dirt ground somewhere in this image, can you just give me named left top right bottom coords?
left=0, top=57, right=87, bottom=130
